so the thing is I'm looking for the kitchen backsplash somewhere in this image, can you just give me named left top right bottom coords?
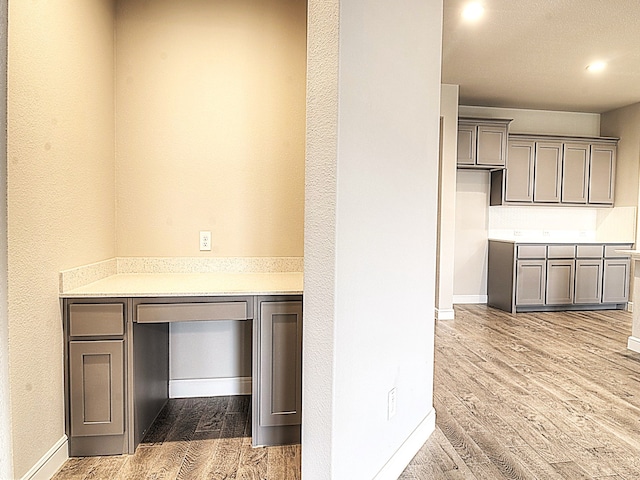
left=489, top=205, right=636, bottom=242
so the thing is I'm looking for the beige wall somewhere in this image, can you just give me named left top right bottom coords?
left=115, top=0, right=306, bottom=258
left=7, top=1, right=116, bottom=476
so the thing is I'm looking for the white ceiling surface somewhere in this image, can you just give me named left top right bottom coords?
left=442, top=0, right=640, bottom=113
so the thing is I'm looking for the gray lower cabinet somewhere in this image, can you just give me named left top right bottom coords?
left=65, top=301, right=129, bottom=456
left=65, top=294, right=303, bottom=457
left=602, top=258, right=631, bottom=303
left=546, top=259, right=575, bottom=305
left=488, top=240, right=631, bottom=313
left=516, top=260, right=546, bottom=306
left=253, top=297, right=303, bottom=447
left=574, top=259, right=604, bottom=304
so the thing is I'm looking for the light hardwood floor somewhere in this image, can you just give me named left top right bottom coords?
left=401, top=305, right=640, bottom=479
left=53, top=305, right=640, bottom=479
left=52, top=396, right=300, bottom=480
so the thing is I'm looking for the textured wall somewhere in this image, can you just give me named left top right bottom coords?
left=115, top=0, right=306, bottom=257
left=7, top=1, right=116, bottom=476
left=0, top=0, right=11, bottom=476
left=304, top=0, right=443, bottom=477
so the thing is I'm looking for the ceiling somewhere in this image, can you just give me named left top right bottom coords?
left=442, top=0, right=640, bottom=113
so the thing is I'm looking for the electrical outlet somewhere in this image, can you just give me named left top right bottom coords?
left=542, top=230, right=550, bottom=237
left=514, top=230, right=523, bottom=237
left=199, top=231, right=212, bottom=251
left=388, top=387, right=397, bottom=420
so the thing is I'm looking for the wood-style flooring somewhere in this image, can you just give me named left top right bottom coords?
left=53, top=305, right=640, bottom=479
left=52, top=396, right=300, bottom=480
left=401, top=305, right=640, bottom=479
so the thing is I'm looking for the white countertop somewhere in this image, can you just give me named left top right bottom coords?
left=60, top=272, right=304, bottom=298
left=488, top=237, right=633, bottom=245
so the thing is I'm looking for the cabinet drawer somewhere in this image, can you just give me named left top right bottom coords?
left=136, top=301, right=251, bottom=323
left=69, top=304, right=124, bottom=337
left=517, top=245, right=546, bottom=259
left=576, top=245, right=603, bottom=258
left=604, top=244, right=632, bottom=258
left=547, top=245, right=575, bottom=258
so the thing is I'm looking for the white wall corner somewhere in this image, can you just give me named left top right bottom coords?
left=20, top=436, right=68, bottom=480
left=372, top=409, right=436, bottom=480
left=435, top=308, right=455, bottom=320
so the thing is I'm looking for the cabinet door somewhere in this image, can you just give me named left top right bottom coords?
left=602, top=258, right=630, bottom=303
left=477, top=123, right=508, bottom=167
left=259, top=301, right=302, bottom=427
left=457, top=123, right=476, bottom=166
left=505, top=140, right=535, bottom=202
left=546, top=260, right=575, bottom=305
left=516, top=260, right=546, bottom=306
left=533, top=142, right=562, bottom=203
left=588, top=144, right=616, bottom=205
left=574, top=259, right=603, bottom=304
left=562, top=143, right=589, bottom=204
left=69, top=340, right=124, bottom=437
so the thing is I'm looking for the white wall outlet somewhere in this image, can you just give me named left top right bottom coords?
left=388, top=387, right=397, bottom=420
left=542, top=230, right=550, bottom=237
left=513, top=230, right=523, bottom=237
left=199, top=231, right=212, bottom=251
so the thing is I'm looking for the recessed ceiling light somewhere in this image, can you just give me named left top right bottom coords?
left=462, top=2, right=484, bottom=21
left=586, top=61, right=606, bottom=73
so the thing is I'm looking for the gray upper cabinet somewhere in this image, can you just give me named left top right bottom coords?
left=561, top=143, right=590, bottom=204
left=457, top=118, right=511, bottom=169
left=533, top=142, right=562, bottom=203
left=492, top=134, right=618, bottom=207
left=588, top=144, right=616, bottom=205
left=457, top=122, right=476, bottom=166
left=505, top=140, right=535, bottom=202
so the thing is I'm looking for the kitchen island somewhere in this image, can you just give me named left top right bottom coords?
left=60, top=260, right=303, bottom=457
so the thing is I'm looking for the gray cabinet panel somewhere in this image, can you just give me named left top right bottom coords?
left=516, top=260, right=546, bottom=306
left=533, top=142, right=562, bottom=203
left=574, top=259, right=603, bottom=304
left=562, top=143, right=589, bottom=204
left=589, top=144, right=616, bottom=205
left=505, top=140, right=535, bottom=202
left=547, top=245, right=575, bottom=258
left=477, top=124, right=508, bottom=166
left=457, top=123, right=475, bottom=166
left=69, top=340, right=124, bottom=437
left=517, top=245, right=546, bottom=259
left=602, top=258, right=630, bottom=303
left=69, top=304, right=124, bottom=337
left=259, top=301, right=302, bottom=428
left=546, top=260, right=575, bottom=305
left=136, top=301, right=250, bottom=323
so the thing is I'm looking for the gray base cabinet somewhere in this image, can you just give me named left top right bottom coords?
left=64, top=294, right=303, bottom=457
left=64, top=301, right=129, bottom=456
left=488, top=241, right=631, bottom=313
left=253, top=297, right=302, bottom=447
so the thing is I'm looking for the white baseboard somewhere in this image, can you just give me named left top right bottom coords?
left=453, top=295, right=487, bottom=304
left=21, top=435, right=68, bottom=480
left=627, top=301, right=633, bottom=313
left=169, top=376, right=252, bottom=398
left=372, top=408, right=436, bottom=480
left=435, top=308, right=455, bottom=320
left=628, top=336, right=640, bottom=353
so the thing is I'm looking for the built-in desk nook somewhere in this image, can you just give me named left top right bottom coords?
left=59, top=263, right=303, bottom=457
